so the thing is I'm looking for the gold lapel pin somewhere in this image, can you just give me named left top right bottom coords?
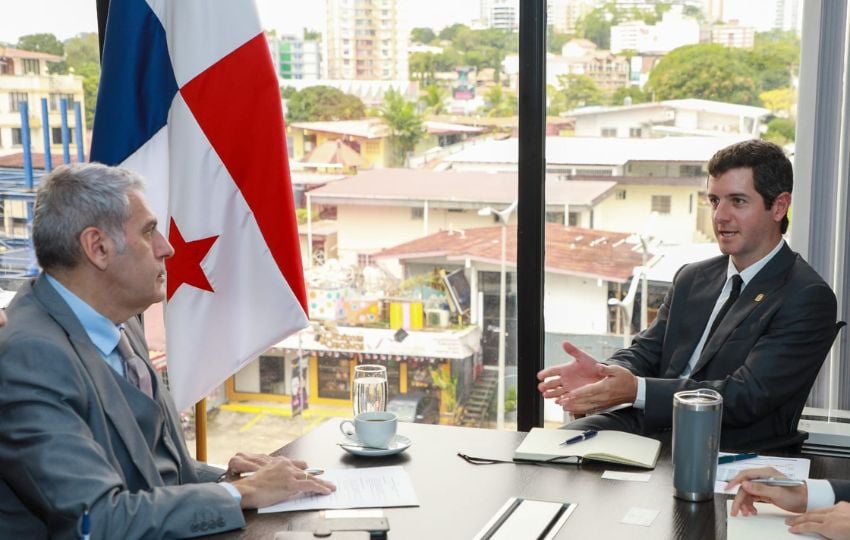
left=754, top=293, right=765, bottom=302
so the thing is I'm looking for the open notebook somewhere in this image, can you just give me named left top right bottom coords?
left=513, top=428, right=661, bottom=469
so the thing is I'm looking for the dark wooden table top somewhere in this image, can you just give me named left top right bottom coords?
left=207, top=419, right=850, bottom=539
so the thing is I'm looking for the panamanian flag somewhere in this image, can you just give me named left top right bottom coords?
left=90, top=0, right=308, bottom=411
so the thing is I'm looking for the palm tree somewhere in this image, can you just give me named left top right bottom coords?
left=420, top=85, right=448, bottom=115
left=381, top=89, right=426, bottom=167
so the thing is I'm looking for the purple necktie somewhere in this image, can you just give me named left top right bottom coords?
left=117, top=328, right=153, bottom=399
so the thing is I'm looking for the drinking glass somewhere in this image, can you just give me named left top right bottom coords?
left=353, top=364, right=388, bottom=415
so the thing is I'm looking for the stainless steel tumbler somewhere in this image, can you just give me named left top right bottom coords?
left=672, top=389, right=723, bottom=502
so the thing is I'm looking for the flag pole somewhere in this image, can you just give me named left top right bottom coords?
left=195, top=399, right=207, bottom=461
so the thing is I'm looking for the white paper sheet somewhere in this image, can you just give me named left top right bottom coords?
left=715, top=454, right=810, bottom=494
left=258, top=466, right=419, bottom=513
left=620, top=507, right=660, bottom=526
left=726, top=500, right=819, bottom=539
left=602, top=471, right=652, bottom=482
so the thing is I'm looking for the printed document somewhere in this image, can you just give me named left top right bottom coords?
left=715, top=454, right=810, bottom=494
left=258, top=466, right=419, bottom=513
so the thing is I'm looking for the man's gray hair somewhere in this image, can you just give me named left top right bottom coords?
left=32, top=163, right=146, bottom=270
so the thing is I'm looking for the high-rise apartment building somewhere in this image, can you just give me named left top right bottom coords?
left=325, top=0, right=408, bottom=81
left=268, top=35, right=322, bottom=80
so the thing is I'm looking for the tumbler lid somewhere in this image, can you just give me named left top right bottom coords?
left=673, top=389, right=722, bottom=411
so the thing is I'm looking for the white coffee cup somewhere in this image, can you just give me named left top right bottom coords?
left=340, top=411, right=398, bottom=448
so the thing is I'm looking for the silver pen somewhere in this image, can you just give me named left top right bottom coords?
left=750, top=477, right=805, bottom=487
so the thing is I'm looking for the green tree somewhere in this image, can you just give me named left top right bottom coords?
left=547, top=30, right=573, bottom=54
left=380, top=89, right=425, bottom=166
left=409, top=52, right=439, bottom=85
left=750, top=30, right=799, bottom=92
left=764, top=117, right=795, bottom=144
left=420, top=84, right=448, bottom=115
left=438, top=23, right=470, bottom=42
left=482, top=85, right=517, bottom=117
left=17, top=33, right=66, bottom=73
left=548, top=74, right=604, bottom=114
left=610, top=85, right=648, bottom=106
left=285, top=86, right=365, bottom=122
left=303, top=28, right=321, bottom=41
left=575, top=2, right=621, bottom=49
left=64, top=33, right=101, bottom=127
left=646, top=44, right=760, bottom=105
left=411, top=27, right=437, bottom=44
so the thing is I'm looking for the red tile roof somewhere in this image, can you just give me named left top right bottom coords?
left=375, top=223, right=646, bottom=282
left=0, top=152, right=81, bottom=169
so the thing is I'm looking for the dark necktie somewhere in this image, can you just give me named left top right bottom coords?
left=117, top=328, right=154, bottom=399
left=706, top=274, right=743, bottom=342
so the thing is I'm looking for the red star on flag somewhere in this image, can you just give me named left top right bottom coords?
left=165, top=218, right=218, bottom=301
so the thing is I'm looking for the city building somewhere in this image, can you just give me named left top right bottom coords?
left=569, top=98, right=770, bottom=139
left=0, top=47, right=85, bottom=156
left=267, top=35, right=322, bottom=80
left=710, top=20, right=756, bottom=49
left=503, top=39, right=629, bottom=93
left=485, top=0, right=520, bottom=31
left=610, top=6, right=700, bottom=54
left=325, top=0, right=408, bottom=80
left=301, top=168, right=617, bottom=266
left=443, top=136, right=749, bottom=243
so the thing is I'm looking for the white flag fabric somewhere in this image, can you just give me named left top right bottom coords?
left=91, top=0, right=308, bottom=411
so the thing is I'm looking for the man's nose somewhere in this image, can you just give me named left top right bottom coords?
left=157, top=231, right=175, bottom=258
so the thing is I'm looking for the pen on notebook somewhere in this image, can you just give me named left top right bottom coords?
left=718, top=452, right=758, bottom=465
left=561, top=429, right=598, bottom=446
left=80, top=506, right=91, bottom=540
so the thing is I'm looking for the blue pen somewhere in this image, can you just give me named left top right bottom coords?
left=718, top=452, right=758, bottom=465
left=81, top=506, right=91, bottom=540
left=561, top=429, right=598, bottom=445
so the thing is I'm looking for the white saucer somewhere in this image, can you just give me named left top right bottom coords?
left=339, top=434, right=412, bottom=457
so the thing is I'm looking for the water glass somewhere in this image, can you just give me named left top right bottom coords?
left=353, top=364, right=388, bottom=415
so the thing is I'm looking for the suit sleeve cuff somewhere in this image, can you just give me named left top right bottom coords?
left=218, top=481, right=242, bottom=503
left=633, top=377, right=646, bottom=409
left=806, top=479, right=835, bottom=511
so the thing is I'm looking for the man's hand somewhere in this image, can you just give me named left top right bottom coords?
left=220, top=452, right=278, bottom=482
left=786, top=502, right=850, bottom=539
left=557, top=364, right=637, bottom=413
left=537, top=341, right=605, bottom=401
left=232, top=456, right=335, bottom=509
left=727, top=467, right=808, bottom=516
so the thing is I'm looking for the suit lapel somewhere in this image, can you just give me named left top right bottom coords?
left=693, top=245, right=795, bottom=374
left=32, top=276, right=162, bottom=487
left=664, top=259, right=727, bottom=377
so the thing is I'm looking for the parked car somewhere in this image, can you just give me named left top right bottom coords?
left=386, top=393, right=440, bottom=424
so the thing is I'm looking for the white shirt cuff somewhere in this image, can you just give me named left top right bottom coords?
left=218, top=481, right=242, bottom=502
left=633, top=377, right=646, bottom=409
left=806, top=479, right=835, bottom=511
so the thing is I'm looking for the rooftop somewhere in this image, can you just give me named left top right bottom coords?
left=375, top=223, right=646, bottom=283
left=445, top=136, right=748, bottom=167
left=305, top=169, right=616, bottom=208
left=0, top=47, right=63, bottom=62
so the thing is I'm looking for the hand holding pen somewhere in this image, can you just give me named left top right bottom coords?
left=726, top=467, right=808, bottom=517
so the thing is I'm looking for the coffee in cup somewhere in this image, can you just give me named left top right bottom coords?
left=340, top=411, right=397, bottom=448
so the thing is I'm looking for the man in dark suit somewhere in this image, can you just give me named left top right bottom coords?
left=728, top=467, right=850, bottom=538
left=538, top=139, right=837, bottom=450
left=0, top=163, right=334, bottom=539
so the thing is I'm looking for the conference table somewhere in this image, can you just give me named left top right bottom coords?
left=208, top=419, right=850, bottom=539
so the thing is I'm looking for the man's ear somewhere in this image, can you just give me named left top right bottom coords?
left=79, top=226, right=111, bottom=271
left=772, top=192, right=791, bottom=222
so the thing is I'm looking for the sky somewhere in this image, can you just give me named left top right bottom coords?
left=0, top=0, right=480, bottom=45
